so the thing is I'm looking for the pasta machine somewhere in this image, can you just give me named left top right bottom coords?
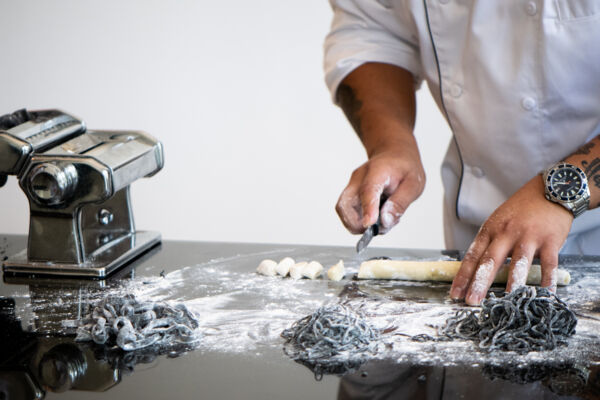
left=0, top=109, right=164, bottom=278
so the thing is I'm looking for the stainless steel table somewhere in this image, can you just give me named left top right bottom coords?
left=1, top=235, right=599, bottom=400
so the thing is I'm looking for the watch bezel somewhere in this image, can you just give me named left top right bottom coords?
left=544, top=163, right=588, bottom=202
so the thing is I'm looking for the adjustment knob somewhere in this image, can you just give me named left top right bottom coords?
left=28, top=163, right=78, bottom=206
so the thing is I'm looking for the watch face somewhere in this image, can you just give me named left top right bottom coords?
left=546, top=164, right=587, bottom=201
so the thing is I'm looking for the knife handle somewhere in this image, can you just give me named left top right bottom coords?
left=372, top=194, right=389, bottom=236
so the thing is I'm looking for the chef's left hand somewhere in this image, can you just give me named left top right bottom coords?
left=449, top=175, right=573, bottom=305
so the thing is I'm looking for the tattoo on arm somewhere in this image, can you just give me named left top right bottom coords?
left=336, top=83, right=364, bottom=140
left=573, top=142, right=595, bottom=155
left=582, top=159, right=600, bottom=205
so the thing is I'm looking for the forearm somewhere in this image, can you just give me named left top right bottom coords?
left=562, top=136, right=600, bottom=209
left=334, top=63, right=425, bottom=233
left=336, top=62, right=418, bottom=158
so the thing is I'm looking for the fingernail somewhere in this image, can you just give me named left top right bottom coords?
left=362, top=213, right=377, bottom=228
left=362, top=216, right=372, bottom=228
left=450, top=291, right=463, bottom=301
left=450, top=289, right=465, bottom=300
left=450, top=277, right=468, bottom=300
left=465, top=294, right=482, bottom=306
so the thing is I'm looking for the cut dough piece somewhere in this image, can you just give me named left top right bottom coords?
left=276, top=257, right=295, bottom=277
left=290, top=262, right=307, bottom=280
left=327, top=260, right=345, bottom=281
left=256, top=259, right=278, bottom=276
left=357, top=260, right=570, bottom=286
left=302, top=261, right=324, bottom=280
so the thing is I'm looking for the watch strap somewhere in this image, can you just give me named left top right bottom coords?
left=569, top=195, right=590, bottom=218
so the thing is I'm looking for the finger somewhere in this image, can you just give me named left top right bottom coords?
left=539, top=243, right=559, bottom=292
left=379, top=174, right=422, bottom=233
left=506, top=243, right=535, bottom=293
left=465, top=237, right=514, bottom=306
left=336, top=170, right=366, bottom=234
left=449, top=232, right=490, bottom=300
left=358, top=169, right=394, bottom=228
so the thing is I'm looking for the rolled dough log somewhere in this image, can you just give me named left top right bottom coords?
left=256, top=259, right=278, bottom=276
left=302, top=261, right=324, bottom=280
left=327, top=260, right=345, bottom=281
left=276, top=257, right=295, bottom=277
left=357, top=260, right=571, bottom=286
left=290, top=262, right=307, bottom=280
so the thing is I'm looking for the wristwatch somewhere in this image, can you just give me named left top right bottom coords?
left=542, top=162, right=590, bottom=218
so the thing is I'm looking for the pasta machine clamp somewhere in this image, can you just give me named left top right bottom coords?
left=0, top=109, right=164, bottom=278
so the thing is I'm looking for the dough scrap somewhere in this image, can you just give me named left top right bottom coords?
left=276, top=257, right=295, bottom=277
left=327, top=260, right=345, bottom=281
left=290, top=262, right=307, bottom=280
left=357, top=260, right=570, bottom=286
left=256, top=259, right=278, bottom=276
left=303, top=261, right=324, bottom=280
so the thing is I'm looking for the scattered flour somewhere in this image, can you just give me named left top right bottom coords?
left=471, top=259, right=494, bottom=295
left=549, top=267, right=558, bottom=289
left=5, top=250, right=600, bottom=371
left=511, top=256, right=529, bottom=289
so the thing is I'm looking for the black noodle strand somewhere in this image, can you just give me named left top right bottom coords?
left=281, top=303, right=380, bottom=379
left=440, top=286, right=577, bottom=353
left=75, top=295, right=201, bottom=352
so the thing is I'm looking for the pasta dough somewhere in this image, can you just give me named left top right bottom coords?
left=357, top=260, right=571, bottom=286
left=290, top=262, right=308, bottom=280
left=303, top=261, right=324, bottom=280
left=256, top=259, right=278, bottom=276
left=327, top=260, right=345, bottom=281
left=276, top=257, right=295, bottom=277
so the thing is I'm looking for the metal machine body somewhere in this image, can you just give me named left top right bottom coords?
left=0, top=109, right=164, bottom=278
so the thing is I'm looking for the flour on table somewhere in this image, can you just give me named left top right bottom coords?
left=8, top=249, right=600, bottom=372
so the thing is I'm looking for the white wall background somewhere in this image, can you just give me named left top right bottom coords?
left=0, top=0, right=452, bottom=249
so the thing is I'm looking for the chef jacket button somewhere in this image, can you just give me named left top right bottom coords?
left=525, top=2, right=537, bottom=16
left=521, top=96, right=536, bottom=111
left=471, top=166, right=485, bottom=178
left=450, top=83, right=462, bottom=98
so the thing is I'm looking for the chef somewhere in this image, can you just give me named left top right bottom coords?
left=325, top=0, right=600, bottom=305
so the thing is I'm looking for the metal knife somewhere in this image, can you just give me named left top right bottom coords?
left=356, top=196, right=387, bottom=253
left=356, top=221, right=380, bottom=253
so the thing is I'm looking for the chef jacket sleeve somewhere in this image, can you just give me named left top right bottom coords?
left=324, top=0, right=423, bottom=104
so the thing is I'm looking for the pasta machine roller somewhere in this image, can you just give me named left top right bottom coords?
left=0, top=109, right=164, bottom=278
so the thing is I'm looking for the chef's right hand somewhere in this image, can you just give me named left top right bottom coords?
left=336, top=145, right=425, bottom=235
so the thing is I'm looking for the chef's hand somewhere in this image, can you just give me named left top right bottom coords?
left=333, top=63, right=422, bottom=235
left=449, top=175, right=573, bottom=305
left=336, top=143, right=425, bottom=234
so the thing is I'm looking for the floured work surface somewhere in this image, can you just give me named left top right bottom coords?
left=2, top=238, right=600, bottom=399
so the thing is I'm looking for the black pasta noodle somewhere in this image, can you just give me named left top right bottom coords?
left=440, top=286, right=577, bottom=353
left=75, top=295, right=201, bottom=352
left=281, top=303, right=380, bottom=380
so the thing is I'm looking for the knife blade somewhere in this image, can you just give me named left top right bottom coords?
left=356, top=195, right=387, bottom=253
left=356, top=222, right=380, bottom=253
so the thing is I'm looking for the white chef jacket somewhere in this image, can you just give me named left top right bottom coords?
left=324, top=0, right=600, bottom=255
